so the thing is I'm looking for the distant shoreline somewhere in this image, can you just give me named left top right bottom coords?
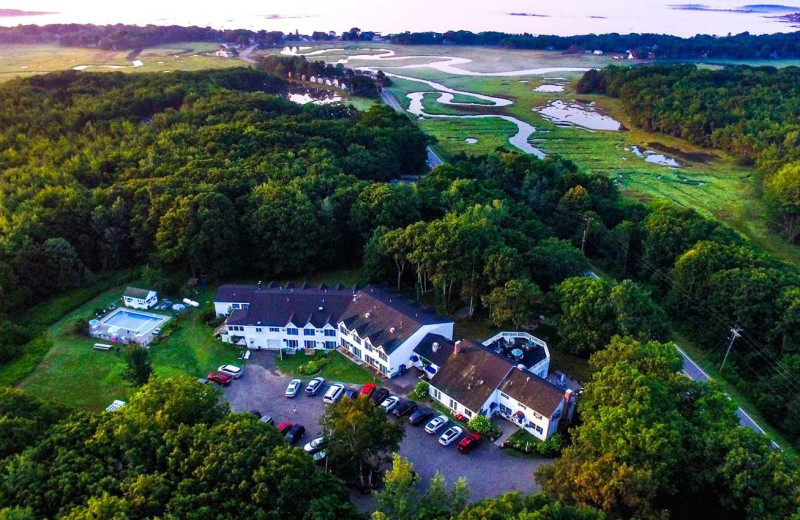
left=0, top=9, right=58, bottom=18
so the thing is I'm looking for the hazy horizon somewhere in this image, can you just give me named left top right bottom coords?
left=1, top=0, right=800, bottom=37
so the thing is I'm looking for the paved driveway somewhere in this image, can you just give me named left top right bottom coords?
left=223, top=352, right=548, bottom=501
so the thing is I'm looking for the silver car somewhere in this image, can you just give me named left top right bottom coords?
left=285, top=379, right=302, bottom=398
left=439, top=425, right=464, bottom=446
left=425, top=415, right=449, bottom=434
left=381, top=395, right=400, bottom=412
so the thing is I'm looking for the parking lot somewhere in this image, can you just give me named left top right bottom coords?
left=222, top=351, right=547, bottom=502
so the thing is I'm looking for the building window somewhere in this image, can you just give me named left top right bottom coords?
left=465, top=409, right=473, bottom=418
left=324, top=329, right=336, bottom=337
left=255, top=327, right=262, bottom=332
left=499, top=403, right=511, bottom=415
left=287, top=328, right=298, bottom=336
left=353, top=347, right=362, bottom=358
left=534, top=425, right=543, bottom=434
left=286, top=339, right=298, bottom=349
left=339, top=325, right=346, bottom=334
left=380, top=365, right=388, bottom=375
left=532, top=411, right=543, bottom=420
left=377, top=351, right=387, bottom=362
left=324, top=341, right=336, bottom=350
left=432, top=388, right=441, bottom=400
left=340, top=339, right=346, bottom=348
left=304, top=328, right=315, bottom=336
left=304, top=340, right=316, bottom=348
left=500, top=392, right=509, bottom=400
left=519, top=404, right=527, bottom=410
left=269, top=327, right=280, bottom=332
left=449, top=398, right=457, bottom=410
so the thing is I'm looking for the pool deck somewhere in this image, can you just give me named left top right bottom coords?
left=89, top=307, right=170, bottom=347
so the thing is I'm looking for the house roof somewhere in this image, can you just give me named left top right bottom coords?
left=124, top=287, right=153, bottom=299
left=499, top=368, right=566, bottom=418
left=414, top=333, right=455, bottom=367
left=217, top=284, right=449, bottom=352
left=429, top=341, right=513, bottom=413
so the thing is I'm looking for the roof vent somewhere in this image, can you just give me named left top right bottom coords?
left=432, top=342, right=439, bottom=352
left=517, top=364, right=525, bottom=371
left=390, top=327, right=396, bottom=333
left=478, top=379, right=484, bottom=386
left=365, top=312, right=371, bottom=319
left=319, top=306, right=324, bottom=311
left=526, top=377, right=530, bottom=382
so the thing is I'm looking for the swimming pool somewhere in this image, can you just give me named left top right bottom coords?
left=101, top=309, right=166, bottom=336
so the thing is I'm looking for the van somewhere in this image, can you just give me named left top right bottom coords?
left=218, top=364, right=243, bottom=379
left=323, top=383, right=344, bottom=404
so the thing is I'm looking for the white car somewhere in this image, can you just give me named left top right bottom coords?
left=303, top=436, right=327, bottom=454
left=439, top=425, right=464, bottom=446
left=323, top=383, right=345, bottom=404
left=218, top=364, right=243, bottom=379
left=424, top=415, right=449, bottom=434
left=285, top=379, right=302, bottom=398
left=381, top=395, right=400, bottom=412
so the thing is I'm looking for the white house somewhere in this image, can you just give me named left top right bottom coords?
left=215, top=283, right=453, bottom=378
left=123, top=287, right=158, bottom=310
left=427, top=339, right=571, bottom=440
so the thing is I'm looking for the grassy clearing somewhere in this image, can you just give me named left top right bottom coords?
left=274, top=350, right=380, bottom=385
left=0, top=42, right=243, bottom=82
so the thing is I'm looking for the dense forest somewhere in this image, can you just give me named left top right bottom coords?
left=390, top=30, right=800, bottom=59
left=577, top=64, right=800, bottom=243
left=0, top=67, right=427, bottom=360
left=0, top=24, right=285, bottom=48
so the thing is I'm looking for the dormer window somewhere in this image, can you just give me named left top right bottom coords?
left=304, top=328, right=315, bottom=336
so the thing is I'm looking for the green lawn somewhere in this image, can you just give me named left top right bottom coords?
left=274, top=350, right=380, bottom=385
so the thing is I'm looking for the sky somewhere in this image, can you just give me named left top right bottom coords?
left=1, top=0, right=800, bottom=36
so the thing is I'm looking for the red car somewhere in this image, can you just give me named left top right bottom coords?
left=457, top=433, right=482, bottom=454
left=277, top=422, right=293, bottom=435
left=207, top=371, right=232, bottom=386
left=361, top=383, right=376, bottom=397
left=453, top=413, right=468, bottom=422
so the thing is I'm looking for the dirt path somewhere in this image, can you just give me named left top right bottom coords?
left=238, top=45, right=258, bottom=64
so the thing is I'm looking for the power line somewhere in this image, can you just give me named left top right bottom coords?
left=720, top=326, right=742, bottom=373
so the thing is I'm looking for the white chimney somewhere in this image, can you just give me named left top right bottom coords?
left=389, top=327, right=396, bottom=333
left=432, top=342, right=439, bottom=352
left=365, top=312, right=371, bottom=319
left=454, top=340, right=462, bottom=354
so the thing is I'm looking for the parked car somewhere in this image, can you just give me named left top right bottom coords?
left=381, top=395, right=400, bottom=412
left=457, top=433, right=482, bottom=454
left=259, top=414, right=274, bottom=425
left=425, top=415, right=449, bottom=434
left=303, top=436, right=327, bottom=454
left=249, top=409, right=261, bottom=417
left=218, top=364, right=243, bottom=379
left=306, top=377, right=325, bottom=396
left=277, top=422, right=293, bottom=435
left=285, top=379, right=302, bottom=397
left=196, top=377, right=210, bottom=385
left=408, top=407, right=434, bottom=426
left=313, top=449, right=328, bottom=464
left=453, top=413, right=468, bottom=422
left=361, top=383, right=376, bottom=397
left=207, top=371, right=232, bottom=386
left=392, top=400, right=418, bottom=417
left=344, top=388, right=359, bottom=400
left=370, top=387, right=390, bottom=405
left=439, top=425, right=463, bottom=446
left=323, top=383, right=345, bottom=404
left=285, top=424, right=306, bottom=445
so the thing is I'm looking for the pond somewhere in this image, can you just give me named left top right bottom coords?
left=630, top=146, right=681, bottom=167
left=534, top=100, right=621, bottom=131
left=533, top=84, right=565, bottom=92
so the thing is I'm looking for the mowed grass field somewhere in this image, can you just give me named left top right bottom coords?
left=0, top=42, right=241, bottom=82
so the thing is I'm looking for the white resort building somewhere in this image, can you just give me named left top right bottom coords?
left=214, top=282, right=574, bottom=439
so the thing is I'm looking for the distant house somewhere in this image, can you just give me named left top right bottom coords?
left=215, top=48, right=232, bottom=58
left=593, top=49, right=604, bottom=55
left=309, top=75, right=317, bottom=83
left=123, top=287, right=158, bottom=309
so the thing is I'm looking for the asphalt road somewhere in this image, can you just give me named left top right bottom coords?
left=238, top=45, right=258, bottom=64
left=380, top=90, right=444, bottom=170
left=676, top=346, right=766, bottom=436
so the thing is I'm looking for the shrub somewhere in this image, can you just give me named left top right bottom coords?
left=70, top=316, right=90, bottom=336
left=536, top=432, right=565, bottom=457
left=412, top=380, right=429, bottom=399
left=467, top=414, right=502, bottom=440
left=299, top=357, right=330, bottom=375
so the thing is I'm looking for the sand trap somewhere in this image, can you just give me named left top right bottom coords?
left=73, top=59, right=144, bottom=71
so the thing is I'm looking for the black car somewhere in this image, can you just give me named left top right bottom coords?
left=370, top=387, right=390, bottom=405
left=408, top=407, right=434, bottom=426
left=392, top=400, right=418, bottom=417
left=344, top=388, right=359, bottom=400
left=285, top=424, right=306, bottom=445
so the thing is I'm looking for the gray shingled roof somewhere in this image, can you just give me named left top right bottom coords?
left=429, top=341, right=513, bottom=413
left=124, top=287, right=152, bottom=299
left=216, top=284, right=449, bottom=352
left=499, top=368, right=567, bottom=417
left=414, top=333, right=455, bottom=366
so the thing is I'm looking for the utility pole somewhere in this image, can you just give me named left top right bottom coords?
left=581, top=216, right=594, bottom=253
left=720, top=326, right=742, bottom=373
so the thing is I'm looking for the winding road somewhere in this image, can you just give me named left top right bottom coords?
left=381, top=90, right=443, bottom=169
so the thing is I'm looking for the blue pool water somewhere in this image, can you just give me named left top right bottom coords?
left=102, top=310, right=164, bottom=334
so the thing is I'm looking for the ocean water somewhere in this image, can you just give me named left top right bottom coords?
left=1, top=0, right=799, bottom=37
